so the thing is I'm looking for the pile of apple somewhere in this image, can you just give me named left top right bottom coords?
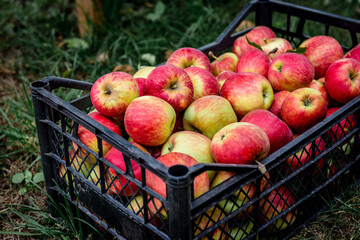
left=68, top=25, right=360, bottom=237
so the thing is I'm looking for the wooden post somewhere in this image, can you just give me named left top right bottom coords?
left=75, top=0, right=103, bottom=38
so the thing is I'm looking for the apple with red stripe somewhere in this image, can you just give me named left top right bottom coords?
left=236, top=49, right=270, bottom=78
left=184, top=66, right=220, bottom=101
left=166, top=47, right=211, bottom=72
left=299, top=35, right=343, bottom=79
left=325, top=58, right=360, bottom=104
left=90, top=72, right=139, bottom=117
left=220, top=72, right=274, bottom=120
left=124, top=96, right=176, bottom=147
left=146, top=64, right=193, bottom=112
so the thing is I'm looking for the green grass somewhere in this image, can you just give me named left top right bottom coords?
left=0, top=0, right=359, bottom=239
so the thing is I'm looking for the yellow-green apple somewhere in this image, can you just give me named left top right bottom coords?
left=268, top=53, right=315, bottom=92
left=220, top=72, right=274, bottom=119
left=183, top=95, right=237, bottom=139
left=124, top=96, right=176, bottom=146
left=259, top=185, right=297, bottom=233
left=145, top=64, right=193, bottom=112
left=233, top=26, right=276, bottom=57
left=269, top=90, right=291, bottom=118
left=184, top=66, right=220, bottom=101
left=284, top=137, right=325, bottom=176
left=345, top=43, right=360, bottom=62
left=299, top=35, right=343, bottom=79
left=261, top=37, right=293, bottom=60
left=211, top=122, right=270, bottom=165
left=236, top=49, right=270, bottom=78
left=166, top=47, right=211, bottom=71
left=241, top=109, right=293, bottom=154
left=161, top=131, right=216, bottom=181
left=78, top=111, right=122, bottom=164
left=216, top=71, right=237, bottom=89
left=280, top=88, right=327, bottom=134
left=127, top=195, right=161, bottom=226
left=194, top=207, right=228, bottom=240
left=324, top=58, right=360, bottom=104
left=211, top=171, right=270, bottom=219
left=105, top=142, right=148, bottom=196
left=133, top=66, right=156, bottom=79
left=209, top=51, right=239, bottom=77
left=229, top=221, right=254, bottom=240
left=325, top=107, right=357, bottom=143
left=86, top=164, right=101, bottom=188
left=146, top=152, right=209, bottom=219
left=308, top=78, right=329, bottom=106
left=90, top=72, right=139, bottom=117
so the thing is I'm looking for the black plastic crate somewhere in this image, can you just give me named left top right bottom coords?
left=31, top=0, right=360, bottom=239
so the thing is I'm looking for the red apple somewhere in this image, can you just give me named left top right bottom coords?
left=344, top=43, right=360, bottom=62
left=146, top=65, right=193, bottom=112
left=78, top=111, right=122, bottom=164
left=124, top=96, right=176, bottom=146
left=261, top=37, right=293, bottom=60
left=299, top=35, right=343, bottom=79
left=90, top=72, right=139, bottom=117
left=236, top=49, right=270, bottom=78
left=284, top=137, right=326, bottom=176
left=241, top=109, right=293, bottom=154
left=325, top=107, right=357, bottom=143
left=220, top=72, right=274, bottom=119
left=269, top=90, right=291, bottom=118
left=146, top=152, right=210, bottom=219
left=105, top=142, right=148, bottom=196
left=216, top=71, right=237, bottom=89
left=259, top=185, right=297, bottom=233
left=183, top=95, right=237, bottom=139
left=233, top=26, right=276, bottom=57
left=166, top=47, right=211, bottom=72
left=211, top=122, right=270, bottom=165
left=184, top=66, right=220, bottom=101
left=308, top=78, right=329, bottom=106
left=135, top=77, right=146, bottom=96
left=268, top=53, right=315, bottom=92
left=161, top=131, right=215, bottom=181
left=280, top=88, right=327, bottom=134
left=209, top=51, right=239, bottom=77
left=325, top=58, right=360, bottom=104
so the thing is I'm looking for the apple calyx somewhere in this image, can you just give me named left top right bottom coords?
left=170, top=82, right=178, bottom=90
left=208, top=51, right=219, bottom=61
left=349, top=71, right=358, bottom=81
left=303, top=98, right=311, bottom=107
left=105, top=89, right=111, bottom=94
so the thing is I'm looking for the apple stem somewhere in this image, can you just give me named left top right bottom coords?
left=255, top=160, right=267, bottom=174
left=268, top=47, right=278, bottom=56
left=263, top=38, right=267, bottom=44
left=350, top=72, right=358, bottom=81
left=208, top=51, right=219, bottom=61
left=105, top=89, right=111, bottom=94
